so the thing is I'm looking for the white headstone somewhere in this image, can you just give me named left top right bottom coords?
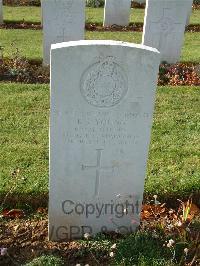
left=103, top=0, right=132, bottom=26
left=49, top=40, right=160, bottom=241
left=186, top=1, right=193, bottom=26
left=0, top=0, right=3, bottom=24
left=142, top=0, right=193, bottom=63
left=134, top=0, right=146, bottom=3
left=41, top=0, right=85, bottom=65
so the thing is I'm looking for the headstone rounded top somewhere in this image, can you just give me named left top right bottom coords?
left=51, top=40, right=160, bottom=54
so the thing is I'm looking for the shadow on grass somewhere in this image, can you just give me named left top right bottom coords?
left=0, top=191, right=199, bottom=211
left=0, top=193, right=49, bottom=211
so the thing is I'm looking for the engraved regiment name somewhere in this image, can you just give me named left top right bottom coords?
left=63, top=111, right=150, bottom=146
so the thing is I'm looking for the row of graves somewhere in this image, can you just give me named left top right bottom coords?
left=0, top=0, right=193, bottom=64
left=0, top=0, right=197, bottom=241
left=43, top=0, right=192, bottom=64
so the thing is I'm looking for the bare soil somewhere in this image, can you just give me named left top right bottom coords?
left=0, top=58, right=199, bottom=86
left=0, top=202, right=199, bottom=266
left=1, top=22, right=200, bottom=33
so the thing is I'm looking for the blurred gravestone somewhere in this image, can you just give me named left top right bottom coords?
left=0, top=0, right=3, bottom=24
left=49, top=40, right=160, bottom=241
left=104, top=0, right=132, bottom=26
left=134, top=0, right=146, bottom=3
left=142, top=0, right=193, bottom=63
left=186, top=1, right=193, bottom=26
left=42, top=0, right=85, bottom=65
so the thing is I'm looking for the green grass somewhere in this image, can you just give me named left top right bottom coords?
left=3, top=7, right=145, bottom=24
left=0, top=83, right=49, bottom=197
left=78, top=232, right=175, bottom=266
left=25, top=255, right=64, bottom=266
left=86, top=7, right=145, bottom=24
left=3, top=6, right=200, bottom=25
left=146, top=86, right=200, bottom=202
left=0, top=29, right=42, bottom=60
left=189, top=8, right=200, bottom=25
left=3, top=6, right=41, bottom=23
left=181, top=32, right=200, bottom=62
left=0, top=29, right=199, bottom=62
left=114, top=232, right=173, bottom=266
left=0, top=83, right=199, bottom=204
left=86, top=30, right=142, bottom=43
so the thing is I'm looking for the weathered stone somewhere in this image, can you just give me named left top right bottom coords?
left=0, top=0, right=3, bottom=24
left=186, top=1, right=193, bottom=26
left=134, top=0, right=146, bottom=3
left=49, top=40, right=160, bottom=241
left=104, top=0, right=132, bottom=26
left=41, top=0, right=85, bottom=65
left=142, top=0, right=193, bottom=63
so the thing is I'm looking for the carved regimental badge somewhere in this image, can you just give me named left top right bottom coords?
left=81, top=57, right=128, bottom=107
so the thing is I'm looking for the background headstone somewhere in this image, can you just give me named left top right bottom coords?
left=186, top=1, right=193, bottom=26
left=142, top=0, right=193, bottom=63
left=49, top=40, right=160, bottom=241
left=42, top=0, right=85, bottom=65
left=104, top=0, right=132, bottom=26
left=134, top=0, right=146, bottom=3
left=0, top=0, right=3, bottom=24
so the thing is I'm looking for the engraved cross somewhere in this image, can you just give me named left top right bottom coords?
left=149, top=8, right=182, bottom=50
left=82, top=149, right=114, bottom=197
left=150, top=8, right=182, bottom=34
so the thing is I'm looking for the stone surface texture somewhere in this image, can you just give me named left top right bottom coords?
left=134, top=0, right=146, bottom=3
left=104, top=0, right=132, bottom=26
left=142, top=0, right=193, bottom=63
left=186, top=1, right=193, bottom=26
left=0, top=0, right=3, bottom=24
left=42, top=0, right=85, bottom=65
left=49, top=40, right=160, bottom=241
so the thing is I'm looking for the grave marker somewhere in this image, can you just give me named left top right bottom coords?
left=134, top=0, right=146, bottom=3
left=186, top=1, right=193, bottom=26
left=42, top=0, right=85, bottom=65
left=49, top=40, right=160, bottom=241
left=0, top=0, right=3, bottom=24
left=142, top=0, right=193, bottom=63
left=104, top=0, right=132, bottom=26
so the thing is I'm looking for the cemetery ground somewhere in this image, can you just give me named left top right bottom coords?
left=2, top=6, right=200, bottom=25
left=0, top=4, right=200, bottom=266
